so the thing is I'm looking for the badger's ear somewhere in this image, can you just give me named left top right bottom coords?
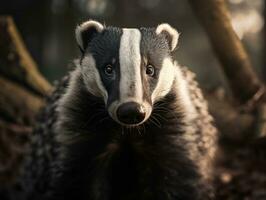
left=156, top=23, right=179, bottom=52
left=75, top=20, right=104, bottom=53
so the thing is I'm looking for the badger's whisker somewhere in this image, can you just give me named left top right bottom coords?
left=154, top=106, right=180, bottom=122
left=97, top=116, right=110, bottom=125
left=148, top=117, right=161, bottom=128
left=80, top=109, right=106, bottom=128
left=152, top=116, right=162, bottom=128
left=136, top=126, right=141, bottom=135
left=152, top=113, right=167, bottom=122
left=143, top=124, right=146, bottom=135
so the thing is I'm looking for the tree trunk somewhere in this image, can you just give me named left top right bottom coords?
left=264, top=0, right=266, bottom=82
left=0, top=16, right=52, bottom=96
left=0, top=16, right=52, bottom=186
left=188, top=0, right=265, bottom=104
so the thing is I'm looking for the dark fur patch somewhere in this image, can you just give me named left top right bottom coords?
left=139, top=27, right=171, bottom=103
left=84, top=27, right=122, bottom=106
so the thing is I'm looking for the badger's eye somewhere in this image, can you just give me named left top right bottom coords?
left=104, top=64, right=114, bottom=76
left=146, top=64, right=155, bottom=77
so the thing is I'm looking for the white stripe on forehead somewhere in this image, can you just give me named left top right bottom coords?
left=119, top=28, right=143, bottom=103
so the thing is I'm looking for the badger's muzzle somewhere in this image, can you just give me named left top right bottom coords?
left=116, top=102, right=146, bottom=125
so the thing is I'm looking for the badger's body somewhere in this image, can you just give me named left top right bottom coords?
left=4, top=21, right=217, bottom=200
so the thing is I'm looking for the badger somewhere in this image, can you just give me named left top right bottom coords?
left=3, top=20, right=217, bottom=200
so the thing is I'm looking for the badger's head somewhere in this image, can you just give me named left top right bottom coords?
left=75, top=20, right=179, bottom=127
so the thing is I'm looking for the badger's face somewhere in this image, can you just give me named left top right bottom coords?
left=75, top=20, right=179, bottom=126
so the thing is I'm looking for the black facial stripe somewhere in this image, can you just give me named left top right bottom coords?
left=140, top=28, right=152, bottom=103
left=140, top=61, right=151, bottom=104
left=139, top=27, right=170, bottom=103
left=86, top=27, right=123, bottom=106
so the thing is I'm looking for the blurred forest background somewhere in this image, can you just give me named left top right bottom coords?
left=0, top=0, right=264, bottom=87
left=0, top=0, right=266, bottom=199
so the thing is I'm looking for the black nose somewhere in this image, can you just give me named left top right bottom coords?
left=117, top=102, right=146, bottom=125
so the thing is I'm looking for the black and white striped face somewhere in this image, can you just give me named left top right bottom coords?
left=75, top=20, right=179, bottom=126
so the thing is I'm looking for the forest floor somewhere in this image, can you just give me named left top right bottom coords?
left=214, top=137, right=266, bottom=200
left=1, top=127, right=266, bottom=199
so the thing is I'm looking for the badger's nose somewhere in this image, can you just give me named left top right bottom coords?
left=117, top=102, right=146, bottom=125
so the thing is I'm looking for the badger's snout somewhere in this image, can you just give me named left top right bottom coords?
left=117, top=102, right=146, bottom=125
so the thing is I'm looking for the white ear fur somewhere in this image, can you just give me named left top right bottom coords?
left=75, top=20, right=104, bottom=51
left=156, top=23, right=179, bottom=51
